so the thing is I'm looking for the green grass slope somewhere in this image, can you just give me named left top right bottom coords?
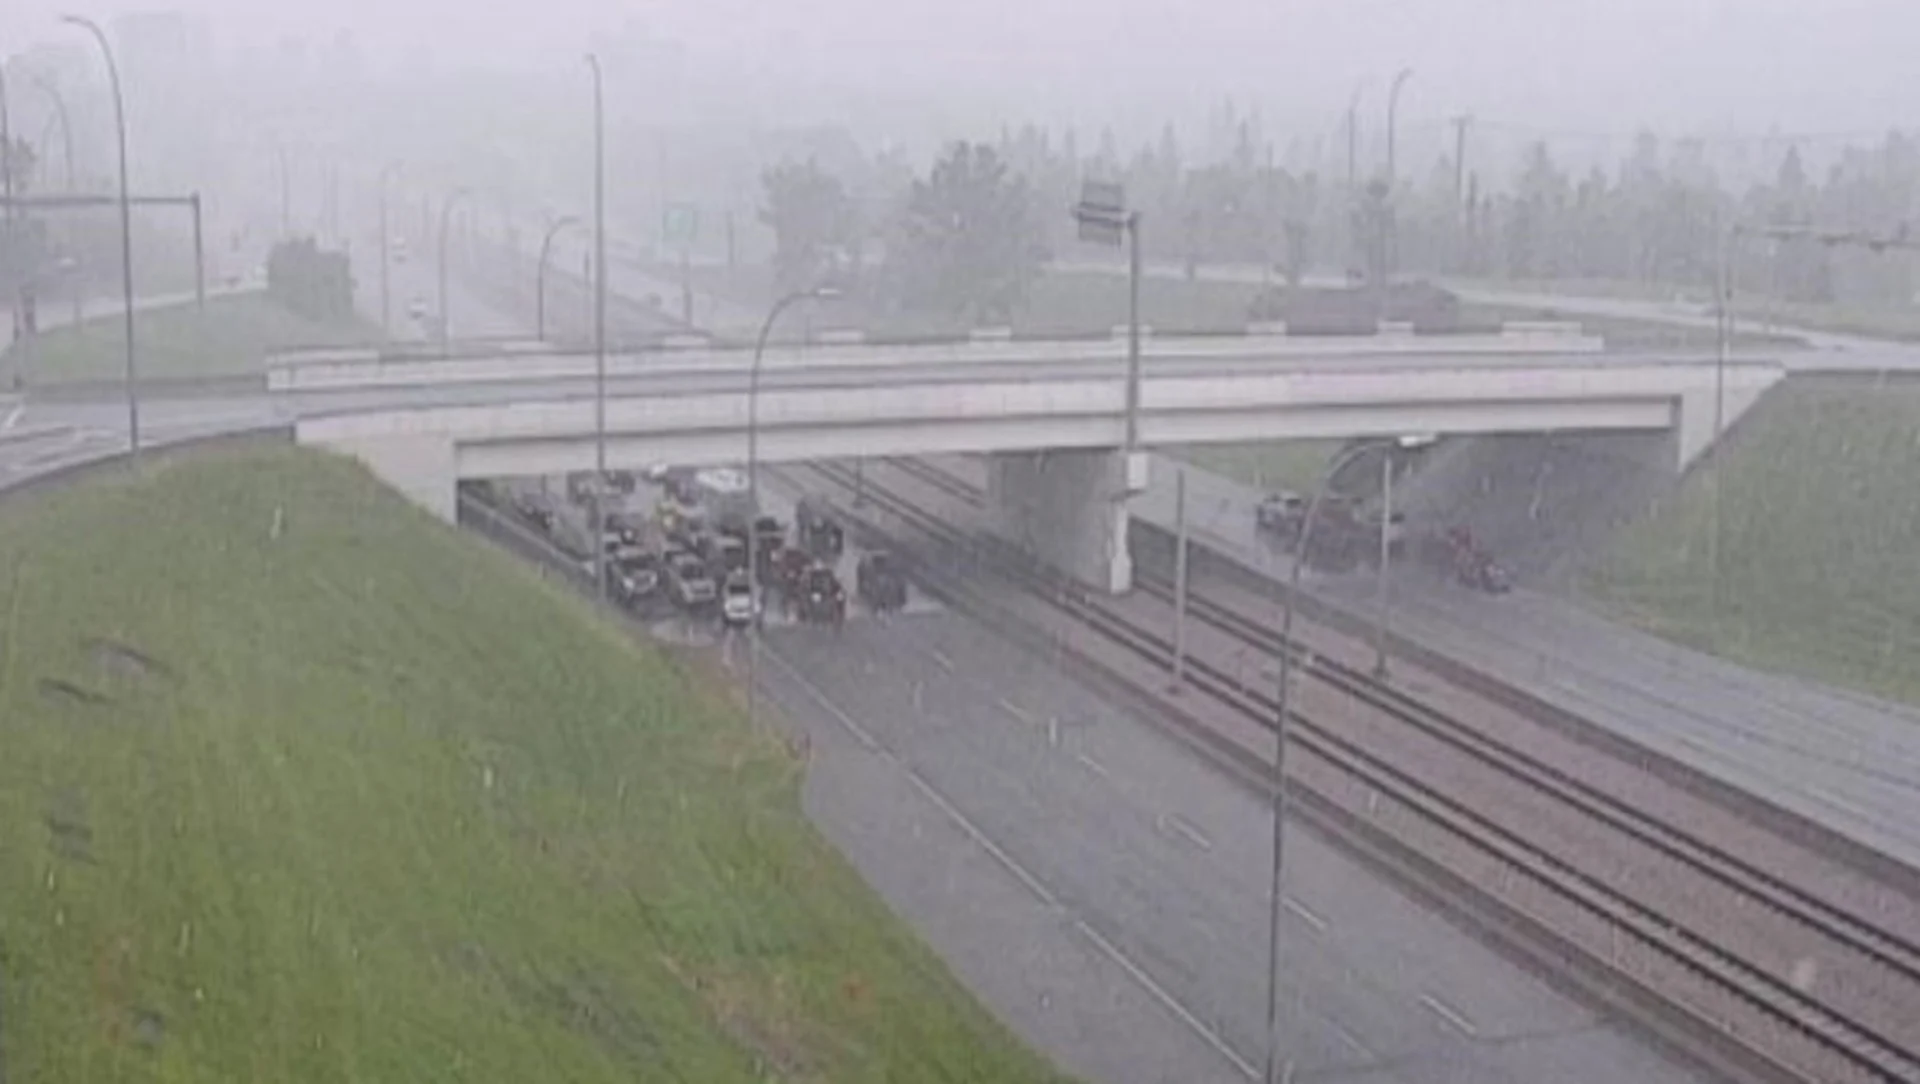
left=5, top=293, right=376, bottom=385
left=1584, top=377, right=1920, bottom=705
left=0, top=445, right=1071, bottom=1084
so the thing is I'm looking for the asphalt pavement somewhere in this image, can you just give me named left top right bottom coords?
left=753, top=595, right=1709, bottom=1083
left=1131, top=455, right=1920, bottom=870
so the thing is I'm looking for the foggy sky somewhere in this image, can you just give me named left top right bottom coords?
left=7, top=0, right=1913, bottom=138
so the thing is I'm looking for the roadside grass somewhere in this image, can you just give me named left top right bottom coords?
left=0, top=445, right=1072, bottom=1084
left=3, top=292, right=378, bottom=386
left=1583, top=376, right=1920, bottom=705
left=1730, top=298, right=1920, bottom=342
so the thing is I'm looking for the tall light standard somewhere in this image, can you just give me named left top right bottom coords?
left=746, top=286, right=839, bottom=726
left=1262, top=432, right=1430, bottom=1084
left=1385, top=66, right=1414, bottom=189
left=436, top=185, right=471, bottom=352
left=64, top=15, right=140, bottom=461
left=1, top=63, right=13, bottom=216
left=1, top=63, right=14, bottom=350
left=274, top=143, right=292, bottom=237
left=586, top=52, right=610, bottom=605
left=29, top=72, right=75, bottom=191
left=536, top=213, right=582, bottom=342
left=1345, top=82, right=1366, bottom=196
left=377, top=160, right=401, bottom=340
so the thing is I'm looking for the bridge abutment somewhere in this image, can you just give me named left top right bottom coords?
left=986, top=448, right=1140, bottom=594
left=319, top=432, right=458, bottom=522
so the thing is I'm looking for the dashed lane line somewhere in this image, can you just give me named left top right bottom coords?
left=759, top=643, right=1257, bottom=1081
left=1160, top=812, right=1216, bottom=852
left=1417, top=993, right=1480, bottom=1037
left=996, top=697, right=1038, bottom=727
left=1282, top=896, right=1329, bottom=933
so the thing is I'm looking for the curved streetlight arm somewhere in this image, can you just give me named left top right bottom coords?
left=1261, top=433, right=1407, bottom=1084
left=1385, top=66, right=1415, bottom=185
left=377, top=161, right=402, bottom=339
left=436, top=186, right=471, bottom=350
left=536, top=214, right=583, bottom=341
left=0, top=66, right=11, bottom=210
left=63, top=14, right=140, bottom=460
left=745, top=287, right=837, bottom=727
left=26, top=71, right=74, bottom=191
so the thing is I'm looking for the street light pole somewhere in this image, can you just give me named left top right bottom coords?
left=1346, top=83, right=1364, bottom=196
left=1263, top=434, right=1420, bottom=1084
left=1385, top=67, right=1414, bottom=189
left=588, top=53, right=608, bottom=605
left=747, top=287, right=837, bottom=728
left=275, top=144, right=291, bottom=237
left=537, top=214, right=582, bottom=342
left=1373, top=449, right=1395, bottom=677
left=28, top=72, right=75, bottom=191
left=377, top=161, right=401, bottom=341
left=63, top=15, right=140, bottom=462
left=436, top=186, right=470, bottom=353
left=1121, top=211, right=1144, bottom=450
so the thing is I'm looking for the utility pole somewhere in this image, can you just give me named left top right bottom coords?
left=1345, top=93, right=1361, bottom=195
left=1385, top=67, right=1414, bottom=189
left=1450, top=115, right=1471, bottom=211
left=1, top=65, right=16, bottom=351
left=1451, top=115, right=1472, bottom=273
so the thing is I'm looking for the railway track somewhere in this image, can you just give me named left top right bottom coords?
left=806, top=455, right=1920, bottom=1084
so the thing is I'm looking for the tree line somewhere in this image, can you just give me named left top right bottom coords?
left=761, top=123, right=1920, bottom=321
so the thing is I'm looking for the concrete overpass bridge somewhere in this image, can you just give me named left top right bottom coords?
left=282, top=334, right=1784, bottom=592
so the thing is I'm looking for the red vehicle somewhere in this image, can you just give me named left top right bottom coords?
left=1413, top=526, right=1512, bottom=594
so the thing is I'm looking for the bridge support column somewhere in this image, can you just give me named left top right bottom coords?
left=986, top=448, right=1139, bottom=594
left=316, top=433, right=458, bottom=522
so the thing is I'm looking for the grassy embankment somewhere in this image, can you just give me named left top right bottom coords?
left=0, top=445, right=1070, bottom=1083
left=2, top=292, right=377, bottom=386
left=1584, top=377, right=1920, bottom=705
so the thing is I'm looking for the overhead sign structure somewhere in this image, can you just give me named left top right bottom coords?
left=1072, top=180, right=1130, bottom=246
left=662, top=202, right=699, bottom=247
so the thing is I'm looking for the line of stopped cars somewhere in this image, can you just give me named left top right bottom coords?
left=507, top=466, right=911, bottom=629
left=1253, top=490, right=1512, bottom=594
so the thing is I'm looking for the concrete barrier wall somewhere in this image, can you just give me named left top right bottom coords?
left=267, top=329, right=1608, bottom=393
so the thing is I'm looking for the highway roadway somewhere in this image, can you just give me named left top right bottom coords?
left=1127, top=455, right=1920, bottom=871
left=456, top=456, right=1712, bottom=1084
left=1054, top=256, right=1920, bottom=373
left=758, top=590, right=1710, bottom=1084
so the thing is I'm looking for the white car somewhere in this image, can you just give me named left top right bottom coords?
left=720, top=573, right=759, bottom=628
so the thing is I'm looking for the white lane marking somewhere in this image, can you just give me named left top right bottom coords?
left=2, top=403, right=22, bottom=431
left=759, top=646, right=883, bottom=755
left=1075, top=752, right=1110, bottom=779
left=1417, top=993, right=1479, bottom=1037
left=929, top=649, right=956, bottom=673
left=1072, top=917, right=1259, bottom=1080
left=1282, top=896, right=1328, bottom=933
left=1333, top=1022, right=1376, bottom=1061
left=997, top=697, right=1037, bottom=727
left=761, top=641, right=1255, bottom=1081
left=902, top=768, right=1062, bottom=909
left=1159, top=812, right=1214, bottom=852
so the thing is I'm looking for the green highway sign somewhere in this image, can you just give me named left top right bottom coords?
left=662, top=202, right=698, bottom=246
